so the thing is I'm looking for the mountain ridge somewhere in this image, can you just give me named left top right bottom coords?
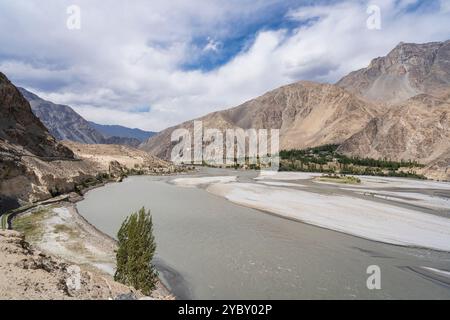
left=141, top=40, right=450, bottom=180
left=141, top=80, right=381, bottom=160
left=336, top=40, right=450, bottom=103
left=18, top=88, right=154, bottom=146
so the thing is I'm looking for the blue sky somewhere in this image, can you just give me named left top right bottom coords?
left=181, top=0, right=312, bottom=71
left=0, top=0, right=449, bottom=131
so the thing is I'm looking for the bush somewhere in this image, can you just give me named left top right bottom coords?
left=114, top=207, right=158, bottom=295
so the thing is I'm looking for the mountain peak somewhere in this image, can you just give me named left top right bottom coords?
left=337, top=39, right=450, bottom=103
left=0, top=73, right=74, bottom=159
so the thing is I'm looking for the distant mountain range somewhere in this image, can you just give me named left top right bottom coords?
left=2, top=40, right=449, bottom=181
left=142, top=40, right=450, bottom=180
left=0, top=72, right=169, bottom=209
left=18, top=88, right=155, bottom=147
left=88, top=122, right=156, bottom=142
left=141, top=81, right=381, bottom=159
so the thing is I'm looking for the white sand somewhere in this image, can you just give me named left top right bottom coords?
left=255, top=172, right=450, bottom=190
left=343, top=188, right=450, bottom=211
left=354, top=176, right=450, bottom=190
left=171, top=176, right=237, bottom=187
left=207, top=182, right=450, bottom=252
left=257, top=181, right=305, bottom=188
left=255, top=171, right=322, bottom=181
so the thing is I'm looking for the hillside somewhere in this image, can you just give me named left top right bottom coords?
left=19, top=88, right=105, bottom=145
left=338, top=94, right=450, bottom=180
left=337, top=41, right=450, bottom=103
left=141, top=81, right=380, bottom=160
left=19, top=88, right=152, bottom=147
left=0, top=73, right=173, bottom=209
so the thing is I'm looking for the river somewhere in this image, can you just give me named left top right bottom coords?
left=77, top=169, right=450, bottom=299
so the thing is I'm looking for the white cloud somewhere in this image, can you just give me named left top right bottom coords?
left=441, top=0, right=450, bottom=12
left=203, top=37, right=221, bottom=53
left=0, top=0, right=449, bottom=131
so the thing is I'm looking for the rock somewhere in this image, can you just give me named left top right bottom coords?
left=114, top=292, right=138, bottom=300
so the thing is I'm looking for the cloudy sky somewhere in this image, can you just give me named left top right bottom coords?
left=1, top=0, right=449, bottom=131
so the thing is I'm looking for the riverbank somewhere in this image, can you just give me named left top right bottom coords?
left=3, top=168, right=195, bottom=299
left=11, top=193, right=173, bottom=300
left=76, top=170, right=450, bottom=299
left=171, top=171, right=450, bottom=252
left=0, top=229, right=149, bottom=300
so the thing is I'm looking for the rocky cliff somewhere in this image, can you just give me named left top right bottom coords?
left=0, top=74, right=74, bottom=159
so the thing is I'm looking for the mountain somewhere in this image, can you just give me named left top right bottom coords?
left=336, top=40, right=450, bottom=180
left=142, top=40, right=450, bottom=180
left=1, top=72, right=74, bottom=209
left=141, top=81, right=380, bottom=160
left=1, top=73, right=172, bottom=208
left=88, top=122, right=156, bottom=142
left=18, top=88, right=105, bottom=144
left=337, top=94, right=450, bottom=165
left=0, top=75, right=74, bottom=159
left=337, top=41, right=450, bottom=103
left=19, top=88, right=153, bottom=146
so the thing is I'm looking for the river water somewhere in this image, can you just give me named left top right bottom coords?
left=77, top=169, right=450, bottom=299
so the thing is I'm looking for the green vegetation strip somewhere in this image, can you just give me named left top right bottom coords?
left=280, top=144, right=426, bottom=179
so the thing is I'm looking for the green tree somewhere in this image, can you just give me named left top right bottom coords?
left=114, top=207, right=158, bottom=295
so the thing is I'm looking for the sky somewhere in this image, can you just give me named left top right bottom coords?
left=0, top=0, right=449, bottom=131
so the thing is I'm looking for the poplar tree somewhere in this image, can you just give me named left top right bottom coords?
left=114, top=207, right=158, bottom=295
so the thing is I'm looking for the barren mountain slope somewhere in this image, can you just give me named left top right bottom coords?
left=62, top=141, right=171, bottom=173
left=19, top=88, right=105, bottom=145
left=337, top=41, right=450, bottom=103
left=0, top=73, right=74, bottom=159
left=338, top=94, right=450, bottom=174
left=0, top=73, right=172, bottom=207
left=142, top=81, right=380, bottom=160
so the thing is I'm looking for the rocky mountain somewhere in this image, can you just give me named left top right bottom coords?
left=336, top=40, right=450, bottom=180
left=1, top=72, right=75, bottom=209
left=19, top=88, right=105, bottom=144
left=141, top=81, right=380, bottom=160
left=338, top=94, right=450, bottom=165
left=19, top=88, right=152, bottom=147
left=0, top=75, right=74, bottom=159
left=337, top=41, right=450, bottom=103
left=89, top=122, right=156, bottom=142
left=0, top=73, right=173, bottom=208
left=141, top=40, right=450, bottom=180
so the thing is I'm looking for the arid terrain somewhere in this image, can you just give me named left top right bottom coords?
left=142, top=41, right=450, bottom=181
left=0, top=229, right=144, bottom=300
